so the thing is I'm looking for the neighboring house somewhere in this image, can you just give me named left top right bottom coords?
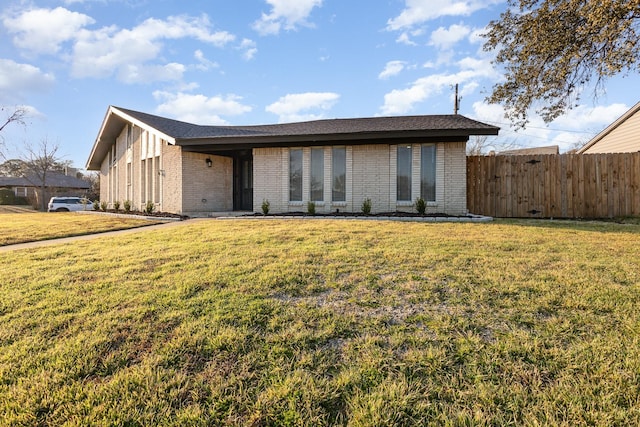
left=496, top=145, right=559, bottom=156
left=86, top=106, right=499, bottom=216
left=578, top=101, right=640, bottom=154
left=0, top=173, right=91, bottom=208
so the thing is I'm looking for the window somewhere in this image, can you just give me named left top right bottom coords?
left=154, top=156, right=160, bottom=203
left=421, top=144, right=436, bottom=201
left=310, top=147, right=324, bottom=201
left=397, top=145, right=412, bottom=201
left=332, top=147, right=346, bottom=202
left=289, top=148, right=303, bottom=201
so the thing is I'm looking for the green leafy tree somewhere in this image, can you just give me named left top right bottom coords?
left=484, top=0, right=640, bottom=127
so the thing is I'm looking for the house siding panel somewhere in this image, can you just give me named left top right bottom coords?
left=583, top=109, right=640, bottom=153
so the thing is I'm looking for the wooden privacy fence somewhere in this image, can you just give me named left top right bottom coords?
left=467, top=153, right=640, bottom=218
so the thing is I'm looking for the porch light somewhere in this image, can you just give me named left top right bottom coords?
left=206, top=158, right=212, bottom=167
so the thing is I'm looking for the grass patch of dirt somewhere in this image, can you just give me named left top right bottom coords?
left=0, top=219, right=639, bottom=425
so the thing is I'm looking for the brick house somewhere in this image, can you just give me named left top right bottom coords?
left=86, top=106, right=499, bottom=216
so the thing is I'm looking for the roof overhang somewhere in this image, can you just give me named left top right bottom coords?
left=86, top=106, right=176, bottom=170
left=86, top=106, right=499, bottom=169
left=175, top=129, right=496, bottom=153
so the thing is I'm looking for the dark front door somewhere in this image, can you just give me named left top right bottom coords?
left=233, top=152, right=253, bottom=211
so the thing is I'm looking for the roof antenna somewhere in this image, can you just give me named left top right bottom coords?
left=453, top=83, right=460, bottom=114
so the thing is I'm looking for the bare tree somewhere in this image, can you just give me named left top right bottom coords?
left=467, top=135, right=520, bottom=155
left=0, top=106, right=27, bottom=134
left=20, top=139, right=64, bottom=211
left=0, top=106, right=29, bottom=159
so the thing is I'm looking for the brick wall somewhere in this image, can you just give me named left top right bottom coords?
left=181, top=152, right=232, bottom=214
left=253, top=142, right=467, bottom=215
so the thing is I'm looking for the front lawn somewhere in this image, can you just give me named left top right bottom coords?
left=0, top=219, right=639, bottom=425
left=0, top=212, right=164, bottom=246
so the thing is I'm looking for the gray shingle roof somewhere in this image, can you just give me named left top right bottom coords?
left=88, top=105, right=499, bottom=170
left=0, top=173, right=90, bottom=189
left=115, top=106, right=500, bottom=141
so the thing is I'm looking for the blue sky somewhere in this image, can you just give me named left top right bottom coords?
left=1, top=0, right=637, bottom=169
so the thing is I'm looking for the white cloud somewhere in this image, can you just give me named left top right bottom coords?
left=429, top=24, right=472, bottom=50
left=253, top=0, right=323, bottom=35
left=380, top=57, right=497, bottom=115
left=194, top=50, right=219, bottom=71
left=3, top=7, right=238, bottom=84
left=470, top=101, right=631, bottom=152
left=238, top=39, right=258, bottom=60
left=119, top=63, right=186, bottom=84
left=153, top=91, right=252, bottom=124
left=379, top=61, right=407, bottom=80
left=0, top=59, right=55, bottom=102
left=266, top=92, right=339, bottom=122
left=551, top=103, right=629, bottom=130
left=387, top=0, right=501, bottom=31
left=2, top=7, right=95, bottom=54
left=70, top=14, right=235, bottom=82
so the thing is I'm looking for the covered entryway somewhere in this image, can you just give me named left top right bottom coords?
left=233, top=151, right=253, bottom=211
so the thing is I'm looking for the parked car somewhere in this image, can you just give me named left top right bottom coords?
left=48, top=197, right=94, bottom=212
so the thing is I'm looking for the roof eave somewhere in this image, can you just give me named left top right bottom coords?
left=175, top=127, right=499, bottom=148
left=86, top=106, right=178, bottom=170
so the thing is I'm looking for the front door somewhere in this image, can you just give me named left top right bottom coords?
left=233, top=152, right=253, bottom=211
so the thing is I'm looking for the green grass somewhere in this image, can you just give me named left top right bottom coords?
left=0, top=212, right=163, bottom=246
left=1, top=219, right=639, bottom=425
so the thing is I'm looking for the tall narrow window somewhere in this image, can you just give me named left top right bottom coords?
left=154, top=156, right=160, bottom=203
left=289, top=148, right=303, bottom=201
left=310, top=147, right=324, bottom=201
left=332, top=147, right=346, bottom=202
left=421, top=144, right=436, bottom=201
left=397, top=145, right=412, bottom=201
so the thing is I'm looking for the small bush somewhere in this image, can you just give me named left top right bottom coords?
left=100, top=201, right=108, bottom=212
left=123, top=200, right=131, bottom=213
left=415, top=197, right=426, bottom=215
left=93, top=200, right=100, bottom=211
left=0, top=189, right=28, bottom=205
left=361, top=198, right=372, bottom=215
left=113, top=200, right=121, bottom=212
left=261, top=199, right=270, bottom=215
left=145, top=201, right=155, bottom=214
left=307, top=201, right=316, bottom=216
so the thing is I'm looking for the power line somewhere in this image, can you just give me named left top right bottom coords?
left=481, top=119, right=599, bottom=135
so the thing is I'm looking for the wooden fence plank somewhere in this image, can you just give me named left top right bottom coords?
left=466, top=153, right=640, bottom=218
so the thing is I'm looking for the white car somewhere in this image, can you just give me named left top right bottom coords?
left=48, top=197, right=94, bottom=212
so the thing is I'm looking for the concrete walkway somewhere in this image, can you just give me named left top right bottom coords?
left=0, top=220, right=194, bottom=253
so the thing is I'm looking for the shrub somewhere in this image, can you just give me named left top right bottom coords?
left=113, top=200, right=121, bottom=212
left=361, top=198, right=372, bottom=215
left=261, top=199, right=270, bottom=215
left=123, top=200, right=131, bottom=213
left=0, top=189, right=28, bottom=205
left=415, top=197, right=426, bottom=215
left=100, top=201, right=108, bottom=212
left=93, top=200, right=100, bottom=211
left=307, top=201, right=316, bottom=216
left=145, top=201, right=155, bottom=214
